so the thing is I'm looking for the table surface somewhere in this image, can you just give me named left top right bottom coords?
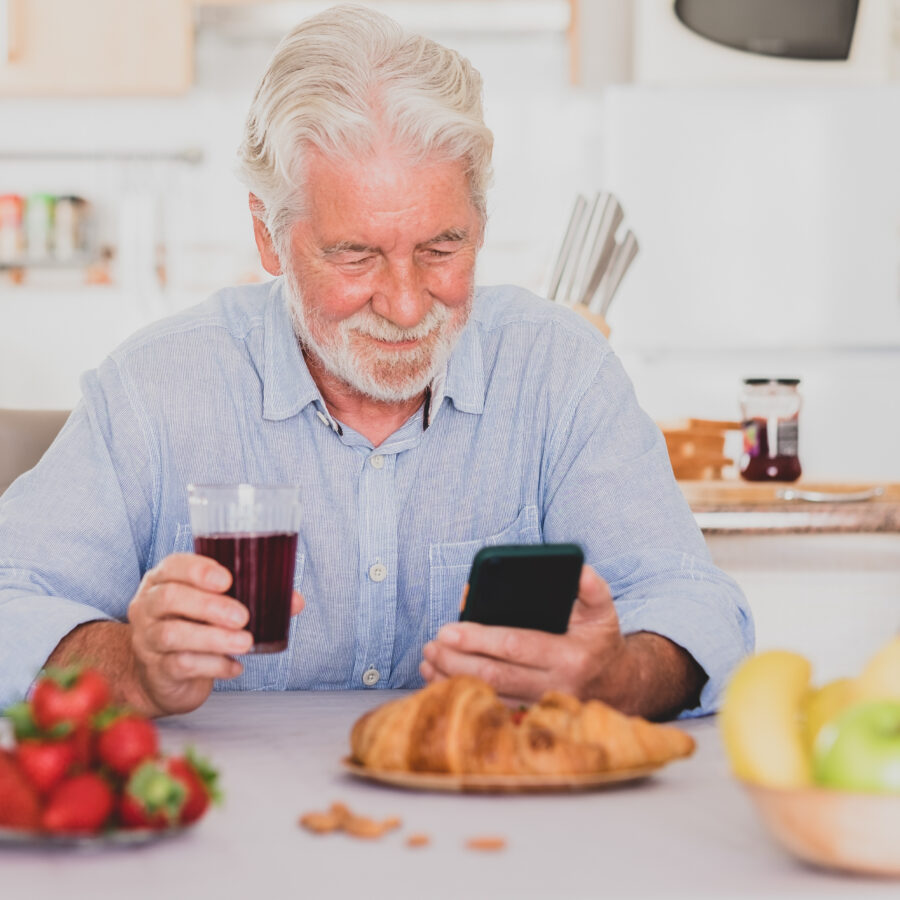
left=2, top=691, right=898, bottom=900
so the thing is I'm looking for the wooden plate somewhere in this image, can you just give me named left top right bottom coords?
left=341, top=757, right=663, bottom=793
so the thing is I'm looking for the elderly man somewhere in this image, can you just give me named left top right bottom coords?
left=0, top=6, right=752, bottom=718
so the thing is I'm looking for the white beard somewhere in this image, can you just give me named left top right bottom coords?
left=283, top=268, right=471, bottom=404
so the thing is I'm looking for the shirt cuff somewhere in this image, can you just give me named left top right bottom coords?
left=617, top=593, right=753, bottom=719
left=0, top=593, right=115, bottom=708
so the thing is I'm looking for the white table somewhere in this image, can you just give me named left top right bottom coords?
left=2, top=691, right=897, bottom=900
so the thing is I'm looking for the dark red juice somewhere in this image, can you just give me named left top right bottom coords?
left=194, top=532, right=298, bottom=653
left=740, top=417, right=802, bottom=482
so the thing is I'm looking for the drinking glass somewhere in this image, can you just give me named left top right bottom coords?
left=187, top=484, right=301, bottom=653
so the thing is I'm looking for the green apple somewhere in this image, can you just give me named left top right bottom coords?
left=813, top=699, right=900, bottom=793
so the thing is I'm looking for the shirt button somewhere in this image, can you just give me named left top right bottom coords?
left=362, top=667, right=380, bottom=687
left=368, top=563, right=387, bottom=582
left=370, top=454, right=385, bottom=469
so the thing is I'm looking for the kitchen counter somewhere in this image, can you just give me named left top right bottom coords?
left=679, top=480, right=900, bottom=535
left=2, top=691, right=897, bottom=900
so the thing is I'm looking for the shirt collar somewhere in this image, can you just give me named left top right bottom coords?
left=261, top=278, right=487, bottom=422
left=441, top=307, right=485, bottom=416
left=262, top=279, right=321, bottom=421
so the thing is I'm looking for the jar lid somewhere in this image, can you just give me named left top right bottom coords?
left=743, top=377, right=801, bottom=385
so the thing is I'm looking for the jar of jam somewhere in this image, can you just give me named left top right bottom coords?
left=739, top=378, right=802, bottom=482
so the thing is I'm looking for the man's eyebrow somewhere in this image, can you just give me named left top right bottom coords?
left=321, top=241, right=373, bottom=255
left=322, top=228, right=469, bottom=256
left=423, top=227, right=469, bottom=244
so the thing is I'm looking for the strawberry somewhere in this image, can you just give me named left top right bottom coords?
left=15, top=739, right=77, bottom=795
left=119, top=750, right=220, bottom=829
left=69, top=722, right=95, bottom=769
left=96, top=712, right=158, bottom=776
left=166, top=750, right=220, bottom=824
left=0, top=750, right=42, bottom=830
left=41, top=772, right=114, bottom=834
left=119, top=761, right=186, bottom=829
left=30, top=667, right=111, bottom=732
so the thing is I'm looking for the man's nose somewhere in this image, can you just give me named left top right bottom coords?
left=371, top=260, right=431, bottom=329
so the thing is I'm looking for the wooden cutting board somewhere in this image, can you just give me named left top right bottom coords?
left=677, top=480, right=900, bottom=507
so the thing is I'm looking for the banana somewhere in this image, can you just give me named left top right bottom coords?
left=857, top=636, right=900, bottom=701
left=719, top=650, right=813, bottom=788
left=801, top=677, right=859, bottom=751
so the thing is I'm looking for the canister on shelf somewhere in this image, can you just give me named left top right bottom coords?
left=0, top=194, right=24, bottom=263
left=53, top=195, right=88, bottom=261
left=25, top=193, right=54, bottom=260
left=739, top=378, right=802, bottom=482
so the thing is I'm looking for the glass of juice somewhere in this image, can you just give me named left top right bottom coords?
left=187, top=484, right=301, bottom=653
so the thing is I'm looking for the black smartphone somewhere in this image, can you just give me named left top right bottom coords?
left=459, top=543, right=584, bottom=634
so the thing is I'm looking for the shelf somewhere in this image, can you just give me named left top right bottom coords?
left=0, top=255, right=97, bottom=271
left=0, top=149, right=203, bottom=164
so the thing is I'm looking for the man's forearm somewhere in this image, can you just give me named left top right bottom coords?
left=596, top=631, right=708, bottom=721
left=46, top=621, right=159, bottom=716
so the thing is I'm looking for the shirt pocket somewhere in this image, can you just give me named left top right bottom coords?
left=427, top=505, right=541, bottom=641
left=171, top=523, right=306, bottom=691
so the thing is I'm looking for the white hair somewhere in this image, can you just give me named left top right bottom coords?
left=236, top=4, right=494, bottom=250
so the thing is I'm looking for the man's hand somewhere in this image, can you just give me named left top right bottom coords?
left=420, top=565, right=705, bottom=719
left=127, top=553, right=304, bottom=716
left=421, top=566, right=625, bottom=702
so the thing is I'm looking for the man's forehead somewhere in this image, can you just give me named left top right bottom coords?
left=305, top=144, right=470, bottom=194
left=298, top=146, right=479, bottom=246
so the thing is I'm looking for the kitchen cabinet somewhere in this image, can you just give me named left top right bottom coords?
left=0, top=0, right=193, bottom=95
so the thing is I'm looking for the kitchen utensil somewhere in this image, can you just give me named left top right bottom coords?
left=546, top=193, right=588, bottom=301
left=776, top=486, right=885, bottom=503
left=590, top=229, right=639, bottom=316
left=574, top=194, right=623, bottom=309
left=555, top=192, right=602, bottom=305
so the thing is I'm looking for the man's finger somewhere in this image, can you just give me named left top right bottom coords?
left=143, top=583, right=249, bottom=629
left=144, top=618, right=253, bottom=657
left=419, top=659, right=444, bottom=683
left=290, top=590, right=305, bottom=616
left=575, top=565, right=613, bottom=608
left=433, top=621, right=558, bottom=669
left=422, top=641, right=549, bottom=703
left=159, top=650, right=243, bottom=682
left=568, top=565, right=618, bottom=628
left=141, top=553, right=232, bottom=593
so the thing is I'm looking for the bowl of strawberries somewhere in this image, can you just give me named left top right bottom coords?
left=0, top=666, right=220, bottom=845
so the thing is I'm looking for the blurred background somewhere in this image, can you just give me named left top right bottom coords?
left=1, top=0, right=899, bottom=481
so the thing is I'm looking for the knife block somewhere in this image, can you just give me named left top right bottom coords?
left=571, top=304, right=611, bottom=337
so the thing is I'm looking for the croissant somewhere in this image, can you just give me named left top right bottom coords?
left=350, top=676, right=695, bottom=776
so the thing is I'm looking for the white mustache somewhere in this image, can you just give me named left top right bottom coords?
left=344, top=304, right=450, bottom=343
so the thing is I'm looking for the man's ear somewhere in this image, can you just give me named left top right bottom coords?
left=249, top=194, right=282, bottom=276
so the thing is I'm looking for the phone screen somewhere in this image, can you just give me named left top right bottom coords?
left=459, top=543, right=584, bottom=634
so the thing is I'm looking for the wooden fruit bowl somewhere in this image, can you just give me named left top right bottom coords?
left=743, top=781, right=900, bottom=876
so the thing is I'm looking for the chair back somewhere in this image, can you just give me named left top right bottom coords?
left=0, top=408, right=70, bottom=494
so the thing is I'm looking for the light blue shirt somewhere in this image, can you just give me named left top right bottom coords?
left=0, top=280, right=753, bottom=712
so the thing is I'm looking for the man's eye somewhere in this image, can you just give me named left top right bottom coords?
left=342, top=255, right=373, bottom=266
left=424, top=247, right=453, bottom=258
